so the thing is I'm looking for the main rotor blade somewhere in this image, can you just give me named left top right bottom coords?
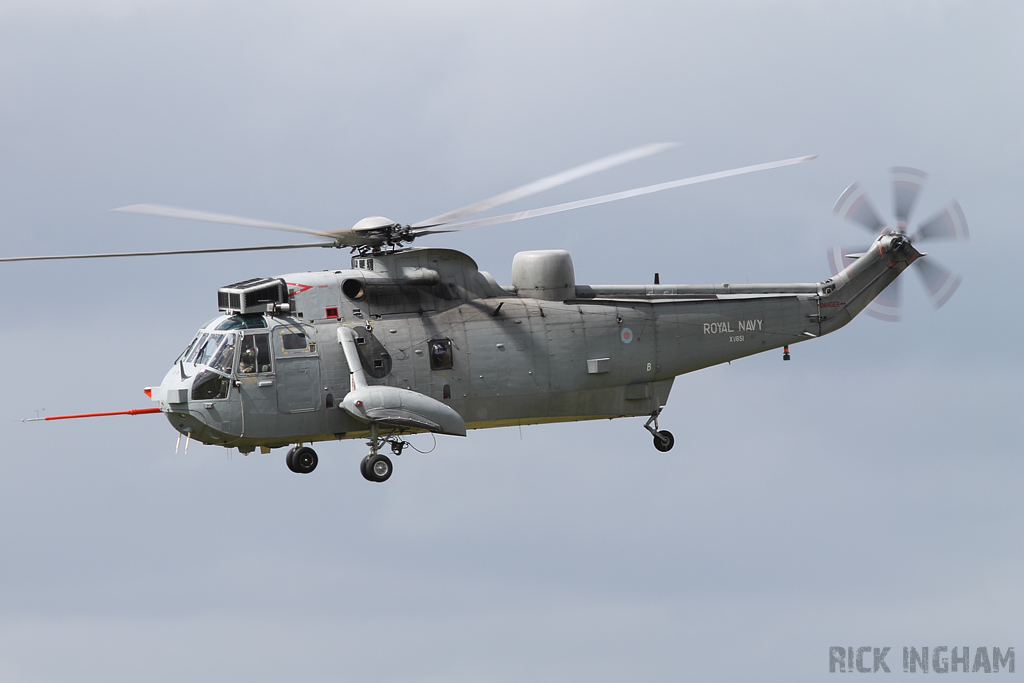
left=892, top=167, right=927, bottom=230
left=411, top=143, right=677, bottom=229
left=112, top=204, right=323, bottom=237
left=864, top=277, right=901, bottom=322
left=0, top=242, right=335, bottom=263
left=914, top=257, right=962, bottom=308
left=833, top=181, right=886, bottom=233
left=912, top=200, right=969, bottom=242
left=414, top=154, right=817, bottom=235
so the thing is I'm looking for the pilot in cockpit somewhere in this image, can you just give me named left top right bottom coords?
left=238, top=343, right=257, bottom=374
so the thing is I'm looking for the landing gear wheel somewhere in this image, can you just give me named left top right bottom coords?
left=360, top=455, right=372, bottom=482
left=285, top=447, right=298, bottom=472
left=365, top=454, right=393, bottom=482
left=291, top=446, right=318, bottom=474
left=653, top=430, right=675, bottom=452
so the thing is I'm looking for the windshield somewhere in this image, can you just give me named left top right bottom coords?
left=185, top=332, right=237, bottom=373
left=186, top=333, right=211, bottom=363
left=177, top=332, right=201, bottom=363
left=207, top=332, right=237, bottom=374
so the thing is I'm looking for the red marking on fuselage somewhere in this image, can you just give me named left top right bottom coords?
left=287, top=282, right=313, bottom=295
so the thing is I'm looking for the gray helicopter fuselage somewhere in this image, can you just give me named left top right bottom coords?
left=153, top=240, right=910, bottom=452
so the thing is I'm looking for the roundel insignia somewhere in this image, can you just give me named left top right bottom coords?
left=620, top=327, right=633, bottom=344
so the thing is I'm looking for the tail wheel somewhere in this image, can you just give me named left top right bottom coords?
left=291, top=446, right=318, bottom=474
left=653, top=430, right=675, bottom=452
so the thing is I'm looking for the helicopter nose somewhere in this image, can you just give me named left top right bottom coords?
left=154, top=362, right=195, bottom=410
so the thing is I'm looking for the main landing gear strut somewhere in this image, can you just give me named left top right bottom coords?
left=360, top=424, right=395, bottom=483
left=282, top=426, right=412, bottom=482
left=644, top=409, right=675, bottom=452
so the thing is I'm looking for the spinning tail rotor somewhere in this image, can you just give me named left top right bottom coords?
left=829, top=167, right=968, bottom=321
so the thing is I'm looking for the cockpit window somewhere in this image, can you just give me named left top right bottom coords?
left=177, top=332, right=201, bottom=363
left=238, top=334, right=272, bottom=374
left=216, top=314, right=268, bottom=330
left=191, top=370, right=230, bottom=401
left=186, top=332, right=237, bottom=371
left=194, top=335, right=220, bottom=366
left=186, top=333, right=211, bottom=364
left=207, top=332, right=237, bottom=374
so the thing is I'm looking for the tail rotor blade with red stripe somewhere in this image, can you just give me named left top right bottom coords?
left=892, top=167, right=927, bottom=231
left=833, top=181, right=886, bottom=234
left=864, top=278, right=902, bottom=323
left=914, top=258, right=962, bottom=309
left=912, top=200, right=970, bottom=242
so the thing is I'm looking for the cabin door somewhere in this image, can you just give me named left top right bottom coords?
left=274, top=324, right=322, bottom=414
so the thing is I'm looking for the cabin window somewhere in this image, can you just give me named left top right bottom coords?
left=238, top=333, right=272, bottom=374
left=275, top=325, right=317, bottom=356
left=429, top=339, right=454, bottom=370
left=282, top=332, right=307, bottom=350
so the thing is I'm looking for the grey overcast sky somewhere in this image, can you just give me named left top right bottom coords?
left=0, top=1, right=1021, bottom=681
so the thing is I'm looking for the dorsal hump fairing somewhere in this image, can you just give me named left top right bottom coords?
left=241, top=247, right=508, bottom=323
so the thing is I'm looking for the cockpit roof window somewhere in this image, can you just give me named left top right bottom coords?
left=215, top=314, right=268, bottom=330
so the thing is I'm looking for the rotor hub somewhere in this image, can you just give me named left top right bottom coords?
left=885, top=232, right=911, bottom=254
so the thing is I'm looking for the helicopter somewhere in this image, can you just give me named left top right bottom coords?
left=6, top=145, right=968, bottom=482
